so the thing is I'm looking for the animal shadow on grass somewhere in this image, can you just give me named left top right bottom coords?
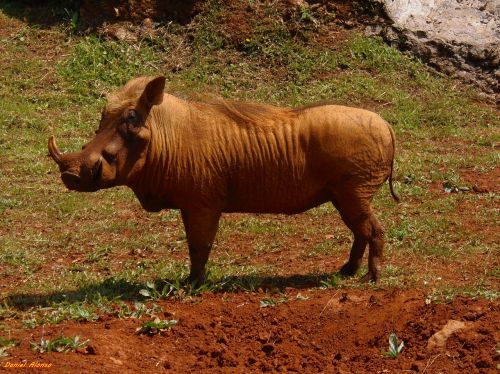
left=6, top=273, right=339, bottom=311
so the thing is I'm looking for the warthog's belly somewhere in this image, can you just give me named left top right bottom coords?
left=223, top=176, right=330, bottom=214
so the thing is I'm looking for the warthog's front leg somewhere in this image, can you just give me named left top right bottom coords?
left=181, top=209, right=221, bottom=286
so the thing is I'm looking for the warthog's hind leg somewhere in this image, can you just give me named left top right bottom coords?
left=359, top=214, right=384, bottom=283
left=339, top=237, right=367, bottom=277
left=331, top=191, right=385, bottom=282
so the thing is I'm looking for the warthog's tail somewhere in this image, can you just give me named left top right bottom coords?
left=387, top=123, right=400, bottom=202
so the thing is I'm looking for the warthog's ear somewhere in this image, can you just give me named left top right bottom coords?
left=141, top=76, right=166, bottom=108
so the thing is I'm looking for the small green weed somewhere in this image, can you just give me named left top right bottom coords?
left=63, top=7, right=79, bottom=32
left=138, top=278, right=217, bottom=301
left=21, top=302, right=99, bottom=328
left=30, top=335, right=90, bottom=353
left=136, top=318, right=177, bottom=335
left=113, top=302, right=163, bottom=319
left=426, top=287, right=499, bottom=305
left=224, top=275, right=264, bottom=292
left=320, top=274, right=343, bottom=289
left=139, top=280, right=181, bottom=300
left=0, top=336, right=19, bottom=358
left=17, top=298, right=164, bottom=328
left=381, top=333, right=404, bottom=358
left=260, top=296, right=288, bottom=308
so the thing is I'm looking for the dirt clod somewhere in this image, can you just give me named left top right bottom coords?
left=427, top=320, right=472, bottom=350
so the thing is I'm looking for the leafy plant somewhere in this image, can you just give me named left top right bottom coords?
left=67, top=304, right=99, bottom=322
left=381, top=333, right=404, bottom=358
left=139, top=278, right=218, bottom=301
left=136, top=318, right=177, bottom=335
left=30, top=336, right=90, bottom=353
left=139, top=280, right=181, bottom=300
left=260, top=296, right=288, bottom=308
left=299, top=5, right=317, bottom=24
left=320, top=274, right=343, bottom=289
left=113, top=301, right=163, bottom=319
left=0, top=336, right=19, bottom=357
left=64, top=7, right=79, bottom=32
left=19, top=302, right=99, bottom=328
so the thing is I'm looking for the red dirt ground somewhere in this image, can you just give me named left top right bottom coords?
left=3, top=290, right=499, bottom=373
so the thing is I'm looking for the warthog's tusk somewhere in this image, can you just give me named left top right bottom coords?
left=48, top=136, right=63, bottom=163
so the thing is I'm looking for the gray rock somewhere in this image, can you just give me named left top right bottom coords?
left=371, top=0, right=500, bottom=101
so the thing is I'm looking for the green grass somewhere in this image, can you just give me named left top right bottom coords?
left=0, top=0, right=498, bottom=330
left=58, top=35, right=162, bottom=101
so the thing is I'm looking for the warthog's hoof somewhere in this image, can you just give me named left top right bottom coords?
left=360, top=271, right=378, bottom=283
left=339, top=262, right=359, bottom=277
left=185, top=273, right=206, bottom=288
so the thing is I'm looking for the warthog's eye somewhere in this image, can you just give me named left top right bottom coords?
left=126, top=109, right=141, bottom=127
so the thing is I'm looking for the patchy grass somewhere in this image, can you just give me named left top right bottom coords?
left=0, top=336, right=19, bottom=357
left=0, top=0, right=498, bottom=334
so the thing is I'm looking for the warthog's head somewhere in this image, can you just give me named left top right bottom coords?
left=48, top=76, right=165, bottom=192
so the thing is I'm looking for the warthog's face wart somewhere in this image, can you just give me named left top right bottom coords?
left=48, top=76, right=165, bottom=192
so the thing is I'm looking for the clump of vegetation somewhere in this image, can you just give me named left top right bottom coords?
left=136, top=318, right=177, bottom=336
left=0, top=336, right=19, bottom=357
left=320, top=274, right=343, bottom=289
left=381, top=333, right=404, bottom=358
left=139, top=279, right=217, bottom=301
left=112, top=301, right=163, bottom=319
left=21, top=302, right=98, bottom=328
left=260, top=295, right=288, bottom=308
left=30, top=336, right=90, bottom=353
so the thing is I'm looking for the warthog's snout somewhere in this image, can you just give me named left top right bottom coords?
left=61, top=171, right=81, bottom=189
left=48, top=136, right=107, bottom=192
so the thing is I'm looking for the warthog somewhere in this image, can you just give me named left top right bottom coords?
left=48, top=76, right=399, bottom=285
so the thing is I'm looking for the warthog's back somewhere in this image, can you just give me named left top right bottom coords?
left=224, top=105, right=394, bottom=213
left=144, top=97, right=394, bottom=214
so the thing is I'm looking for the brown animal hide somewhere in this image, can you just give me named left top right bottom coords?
left=49, top=76, right=399, bottom=285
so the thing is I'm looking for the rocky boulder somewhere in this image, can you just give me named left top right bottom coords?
left=369, top=0, right=499, bottom=100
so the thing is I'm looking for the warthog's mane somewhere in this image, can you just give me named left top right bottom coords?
left=191, top=100, right=294, bottom=127
left=189, top=99, right=340, bottom=128
left=105, top=75, right=340, bottom=129
left=105, top=76, right=154, bottom=115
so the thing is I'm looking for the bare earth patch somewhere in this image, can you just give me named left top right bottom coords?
left=3, top=290, right=499, bottom=372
